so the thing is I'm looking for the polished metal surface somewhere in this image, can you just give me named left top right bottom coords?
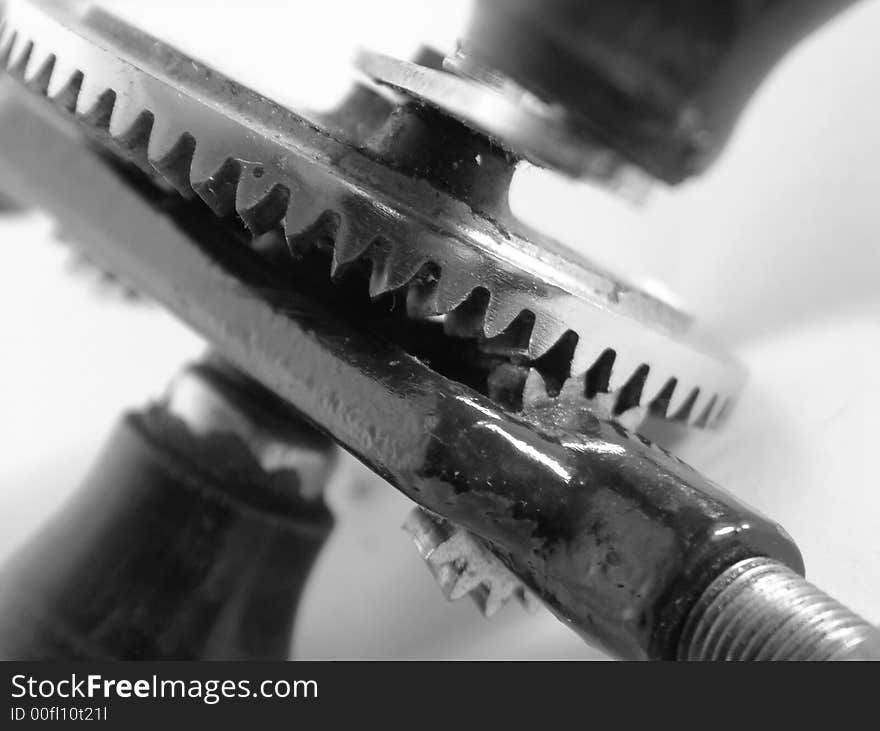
left=0, top=0, right=745, bottom=428
left=679, top=558, right=880, bottom=661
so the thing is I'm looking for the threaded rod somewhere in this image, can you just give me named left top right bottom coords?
left=678, top=557, right=880, bottom=661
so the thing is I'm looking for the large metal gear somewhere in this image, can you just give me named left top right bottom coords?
left=0, top=0, right=744, bottom=429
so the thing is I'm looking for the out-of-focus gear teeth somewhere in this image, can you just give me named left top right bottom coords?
left=24, top=50, right=52, bottom=93
left=73, top=68, right=107, bottom=117
left=694, top=394, right=718, bottom=429
left=45, top=58, right=79, bottom=102
left=711, top=398, right=732, bottom=427
left=5, top=33, right=28, bottom=74
left=0, top=0, right=746, bottom=429
left=403, top=508, right=539, bottom=619
left=648, top=377, right=678, bottom=419
left=614, top=364, right=649, bottom=415
left=672, top=387, right=700, bottom=423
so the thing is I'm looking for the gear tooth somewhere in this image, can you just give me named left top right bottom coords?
left=234, top=162, right=277, bottom=210
left=281, top=187, right=331, bottom=237
left=583, top=348, right=616, bottom=398
left=368, top=237, right=424, bottom=297
left=2, top=30, right=25, bottom=72
left=6, top=36, right=31, bottom=76
left=0, top=30, right=11, bottom=68
left=367, top=243, right=391, bottom=298
left=21, top=43, right=55, bottom=84
left=616, top=404, right=649, bottom=432
left=527, top=316, right=572, bottom=361
left=191, top=156, right=241, bottom=217
left=110, top=108, right=155, bottom=170
left=330, top=217, right=370, bottom=278
left=613, top=364, right=649, bottom=415
left=24, top=51, right=55, bottom=95
left=444, top=286, right=490, bottom=338
left=45, top=58, right=81, bottom=103
left=637, top=368, right=667, bottom=413
left=20, top=40, right=51, bottom=84
left=424, top=533, right=469, bottom=567
left=146, top=115, right=189, bottom=167
left=711, top=397, right=733, bottom=427
left=79, top=88, right=116, bottom=130
left=528, top=329, right=579, bottom=397
left=672, top=387, right=700, bottom=423
left=334, top=206, right=407, bottom=274
left=694, top=394, right=718, bottom=429
left=663, top=382, right=692, bottom=420
left=589, top=390, right=618, bottom=421
left=108, top=94, right=149, bottom=138
left=285, top=208, right=340, bottom=258
left=50, top=67, right=83, bottom=113
left=447, top=567, right=483, bottom=601
left=605, top=350, right=642, bottom=394
left=483, top=294, right=525, bottom=340
left=436, top=270, right=484, bottom=315
left=407, top=262, right=475, bottom=318
left=648, top=378, right=677, bottom=418
left=521, top=368, right=550, bottom=406
left=149, top=129, right=197, bottom=197
left=482, top=581, right=515, bottom=618
left=73, top=73, right=110, bottom=118
left=518, top=588, right=541, bottom=614
left=234, top=165, right=290, bottom=234
left=403, top=508, right=451, bottom=561
left=189, top=143, right=232, bottom=186
left=241, top=182, right=291, bottom=236
left=557, top=376, right=584, bottom=401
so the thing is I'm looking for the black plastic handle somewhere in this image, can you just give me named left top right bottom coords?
left=0, top=407, right=334, bottom=660
left=464, top=0, right=861, bottom=183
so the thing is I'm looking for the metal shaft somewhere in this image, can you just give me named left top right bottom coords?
left=679, top=558, right=880, bottom=661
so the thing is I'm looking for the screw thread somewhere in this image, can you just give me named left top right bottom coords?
left=678, top=557, right=880, bottom=661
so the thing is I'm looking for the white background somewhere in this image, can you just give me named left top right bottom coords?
left=0, top=0, right=878, bottom=659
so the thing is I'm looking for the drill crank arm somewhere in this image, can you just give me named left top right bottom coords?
left=0, top=76, right=814, bottom=660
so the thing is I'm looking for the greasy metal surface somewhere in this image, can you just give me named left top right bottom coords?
left=461, top=0, right=861, bottom=183
left=0, top=0, right=746, bottom=428
left=0, top=78, right=802, bottom=659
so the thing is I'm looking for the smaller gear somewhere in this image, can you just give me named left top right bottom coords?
left=404, top=507, right=539, bottom=618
